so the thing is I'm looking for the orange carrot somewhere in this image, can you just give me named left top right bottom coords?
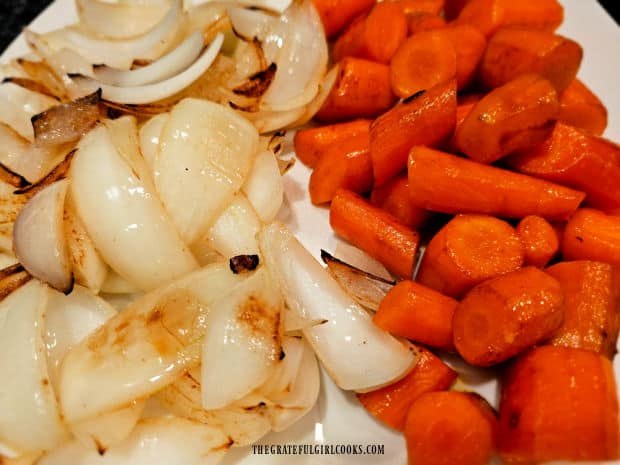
left=515, top=215, right=559, bottom=267
left=453, top=74, right=559, bottom=164
left=456, top=0, right=563, bottom=37
left=330, top=189, right=420, bottom=279
left=357, top=346, right=457, bottom=431
left=546, top=260, right=620, bottom=358
left=507, top=123, right=620, bottom=214
left=374, top=280, right=458, bottom=351
left=562, top=208, right=620, bottom=266
left=370, top=79, right=456, bottom=186
left=333, top=2, right=408, bottom=64
left=408, top=146, right=585, bottom=221
left=316, top=57, right=396, bottom=122
left=444, top=25, right=487, bottom=90
left=406, top=12, right=446, bottom=35
left=388, top=0, right=444, bottom=16
left=309, top=134, right=373, bottom=204
left=559, top=79, right=608, bottom=136
left=293, top=119, right=371, bottom=168
left=453, top=266, right=564, bottom=366
left=370, top=175, right=431, bottom=229
left=480, top=28, right=582, bottom=92
left=416, top=213, right=524, bottom=298
left=405, top=391, right=498, bottom=465
left=445, top=94, right=482, bottom=151
left=311, top=0, right=375, bottom=38
left=389, top=30, right=457, bottom=99
left=445, top=0, right=471, bottom=20
left=499, top=346, right=619, bottom=464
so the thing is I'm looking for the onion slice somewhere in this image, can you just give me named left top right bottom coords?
left=138, top=113, right=168, bottom=171
left=258, top=222, right=417, bottom=392
left=0, top=181, right=29, bottom=253
left=242, top=150, right=283, bottom=223
left=0, top=81, right=57, bottom=141
left=73, top=34, right=224, bottom=104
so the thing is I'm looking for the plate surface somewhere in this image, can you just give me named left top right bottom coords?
left=2, top=1, right=620, bottom=464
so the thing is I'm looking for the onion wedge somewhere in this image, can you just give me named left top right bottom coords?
left=242, top=150, right=283, bottom=223
left=0, top=81, right=57, bottom=141
left=258, top=222, right=417, bottom=392
left=138, top=113, right=168, bottom=171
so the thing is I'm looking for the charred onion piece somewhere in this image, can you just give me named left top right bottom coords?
left=229, top=254, right=260, bottom=274
left=0, top=162, right=30, bottom=189
left=232, top=62, right=277, bottom=98
left=0, top=264, right=31, bottom=302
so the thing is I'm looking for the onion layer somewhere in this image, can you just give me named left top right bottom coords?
left=242, top=150, right=283, bottom=223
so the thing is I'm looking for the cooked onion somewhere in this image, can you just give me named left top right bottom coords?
left=138, top=113, right=169, bottom=170
left=0, top=181, right=29, bottom=253
left=235, top=0, right=292, bottom=13
left=242, top=150, right=283, bottom=222
left=0, top=81, right=57, bottom=141
left=13, top=180, right=73, bottom=293
left=100, top=270, right=141, bottom=295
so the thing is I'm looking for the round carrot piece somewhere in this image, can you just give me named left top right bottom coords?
left=515, top=215, right=559, bottom=267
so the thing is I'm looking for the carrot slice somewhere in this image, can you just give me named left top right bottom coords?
left=311, top=0, right=375, bottom=38
left=408, top=146, right=585, bottom=221
left=480, top=28, right=582, bottom=92
left=445, top=93, right=482, bottom=151
left=416, top=213, right=524, bottom=298
left=443, top=25, right=487, bottom=90
left=293, top=119, right=371, bottom=168
left=546, top=260, right=620, bottom=358
left=389, top=30, right=457, bottom=99
left=405, top=391, right=498, bottom=465
left=453, top=74, right=559, bottom=164
left=309, top=133, right=373, bottom=204
left=370, top=79, right=456, bottom=186
left=357, top=346, right=457, bottom=431
left=453, top=266, right=564, bottom=366
left=370, top=175, right=430, bottom=229
left=316, top=57, right=396, bottom=123
left=562, top=208, right=620, bottom=266
left=499, top=346, right=619, bottom=464
left=406, top=12, right=446, bottom=35
left=515, top=215, right=559, bottom=267
left=559, top=79, right=608, bottom=136
left=330, top=189, right=420, bottom=279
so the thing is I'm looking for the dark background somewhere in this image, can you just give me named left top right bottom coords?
left=0, top=0, right=618, bottom=52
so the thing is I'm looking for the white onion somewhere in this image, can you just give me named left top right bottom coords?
left=242, top=150, right=283, bottom=223
left=226, top=7, right=274, bottom=45
left=36, top=417, right=231, bottom=465
left=258, top=222, right=417, bottom=392
left=100, top=270, right=142, bottom=294
left=258, top=335, right=305, bottom=401
left=201, top=266, right=282, bottom=409
left=13, top=180, right=73, bottom=293
left=0, top=281, right=68, bottom=453
left=0, top=252, right=18, bottom=269
left=291, top=62, right=339, bottom=128
left=74, top=33, right=224, bottom=104
left=245, top=105, right=306, bottom=134
left=138, top=113, right=169, bottom=171
left=155, top=98, right=258, bottom=244
left=0, top=181, right=29, bottom=253
left=188, top=239, right=222, bottom=267
left=94, top=31, right=203, bottom=87
left=70, top=124, right=198, bottom=291
left=0, top=123, right=29, bottom=176
left=334, top=239, right=393, bottom=282
left=0, top=82, right=57, bottom=141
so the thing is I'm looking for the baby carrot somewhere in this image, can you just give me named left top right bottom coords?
left=406, top=13, right=446, bottom=35
left=444, top=0, right=470, bottom=20
left=445, top=94, right=481, bottom=151
left=370, top=175, right=430, bottom=229
left=515, top=215, right=559, bottom=267
left=443, top=25, right=487, bottom=90
left=388, top=0, right=444, bottom=16
left=562, top=208, right=620, bottom=266
left=311, top=0, right=375, bottom=38
left=330, top=189, right=420, bottom=279
left=559, top=79, right=608, bottom=136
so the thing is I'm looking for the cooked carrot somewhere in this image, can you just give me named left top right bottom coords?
left=499, top=346, right=619, bottom=464
left=453, top=74, right=559, bottom=164
left=405, top=391, right=498, bottom=465
left=456, top=0, right=563, bottom=37
left=444, top=25, right=487, bottom=90
left=562, top=208, right=620, bottom=266
left=309, top=134, right=373, bottom=204
left=416, top=213, right=524, bottom=298
left=546, top=260, right=620, bottom=358
left=508, top=123, right=620, bottom=214
left=445, top=94, right=481, bottom=151
left=406, top=12, right=446, bottom=35
left=316, top=57, right=396, bottom=123
left=370, top=80, right=456, bottom=186
left=370, top=175, right=430, bottom=229
left=333, top=2, right=408, bottom=64
left=293, top=119, right=371, bottom=168
left=444, top=0, right=471, bottom=20
left=388, top=0, right=444, bottom=16
left=330, top=189, right=420, bottom=279
left=389, top=30, right=457, bottom=99
left=480, top=28, right=582, bottom=92
left=559, top=79, right=608, bottom=136
left=453, top=266, right=564, bottom=366
left=374, top=280, right=457, bottom=351
left=408, top=146, right=585, bottom=221
left=515, top=215, right=559, bottom=267
left=311, top=0, right=375, bottom=38
left=357, top=346, right=457, bottom=431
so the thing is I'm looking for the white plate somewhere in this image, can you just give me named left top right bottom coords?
left=2, top=1, right=620, bottom=464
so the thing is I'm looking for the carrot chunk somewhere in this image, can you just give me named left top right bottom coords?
left=499, top=346, right=619, bottom=464
left=453, top=266, right=564, bottom=366
left=453, top=74, right=559, bottom=164
left=515, top=215, right=559, bottom=267
left=408, top=146, right=585, bottom=221
left=416, top=214, right=524, bottom=298
left=388, top=0, right=444, bottom=16
left=311, top=0, right=375, bottom=38
left=444, top=25, right=487, bottom=90
left=357, top=346, right=457, bottom=431
left=406, top=13, right=446, bottom=35
left=559, top=79, right=608, bottom=136
left=546, top=260, right=620, bottom=358
left=562, top=208, right=620, bottom=266
left=405, top=391, right=498, bottom=465
left=480, top=28, right=582, bottom=92
left=507, top=123, right=620, bottom=214
left=370, top=175, right=430, bottom=229
left=374, top=280, right=457, bottom=351
left=444, top=0, right=471, bottom=20
left=293, top=119, right=371, bottom=168
left=316, top=57, right=396, bottom=123
left=330, top=189, right=420, bottom=279
left=370, top=80, right=456, bottom=186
